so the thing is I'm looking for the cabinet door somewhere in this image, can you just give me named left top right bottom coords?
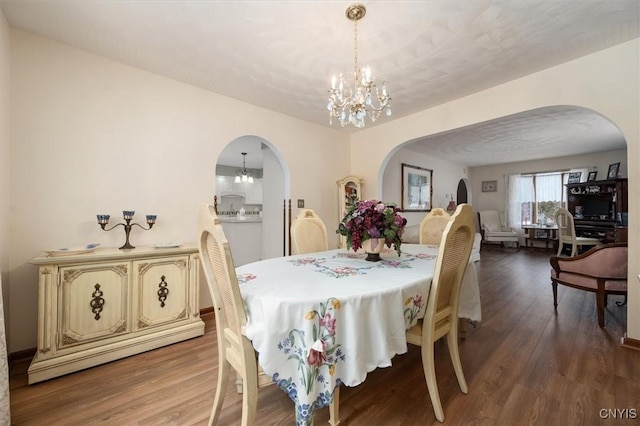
left=244, top=179, right=263, bottom=204
left=133, top=256, right=190, bottom=330
left=58, top=262, right=129, bottom=350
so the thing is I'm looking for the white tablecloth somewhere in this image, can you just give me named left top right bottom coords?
left=237, top=244, right=481, bottom=425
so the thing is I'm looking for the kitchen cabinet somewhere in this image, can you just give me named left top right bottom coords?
left=244, top=178, right=263, bottom=204
left=28, top=245, right=204, bottom=384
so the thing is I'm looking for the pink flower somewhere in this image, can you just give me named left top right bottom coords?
left=319, top=313, right=336, bottom=335
left=307, top=339, right=327, bottom=367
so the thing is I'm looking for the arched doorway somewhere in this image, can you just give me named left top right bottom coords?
left=215, top=135, right=289, bottom=264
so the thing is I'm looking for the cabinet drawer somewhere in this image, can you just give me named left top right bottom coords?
left=58, top=262, right=129, bottom=349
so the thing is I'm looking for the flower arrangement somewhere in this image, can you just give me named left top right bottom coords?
left=336, top=199, right=407, bottom=256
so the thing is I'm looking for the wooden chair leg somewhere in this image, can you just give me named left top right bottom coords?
left=552, top=281, right=558, bottom=310
left=209, top=357, right=231, bottom=426
left=459, top=318, right=467, bottom=339
left=447, top=329, right=468, bottom=395
left=329, top=386, right=340, bottom=425
left=422, top=341, right=444, bottom=422
left=596, top=285, right=605, bottom=327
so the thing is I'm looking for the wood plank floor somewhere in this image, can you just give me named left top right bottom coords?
left=9, top=246, right=640, bottom=425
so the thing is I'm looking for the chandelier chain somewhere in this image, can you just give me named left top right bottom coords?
left=353, top=19, right=358, bottom=85
left=327, top=3, right=391, bottom=128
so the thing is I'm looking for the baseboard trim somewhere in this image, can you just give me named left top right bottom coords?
left=621, top=334, right=640, bottom=351
left=9, top=307, right=216, bottom=366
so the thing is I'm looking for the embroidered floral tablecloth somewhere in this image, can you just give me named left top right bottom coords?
left=237, top=244, right=481, bottom=425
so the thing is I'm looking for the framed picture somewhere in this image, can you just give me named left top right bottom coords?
left=481, top=180, right=497, bottom=192
left=587, top=171, right=598, bottom=181
left=567, top=171, right=582, bottom=184
left=401, top=163, right=432, bottom=211
left=607, top=162, right=620, bottom=179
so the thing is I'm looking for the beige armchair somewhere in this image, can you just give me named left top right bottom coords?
left=478, top=210, right=519, bottom=249
left=550, top=242, right=627, bottom=327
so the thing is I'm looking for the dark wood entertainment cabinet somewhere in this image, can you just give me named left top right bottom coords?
left=566, top=178, right=628, bottom=242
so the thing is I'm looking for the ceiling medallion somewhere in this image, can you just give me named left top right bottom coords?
left=327, top=3, right=391, bottom=128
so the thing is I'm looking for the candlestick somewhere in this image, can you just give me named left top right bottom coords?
left=97, top=210, right=156, bottom=250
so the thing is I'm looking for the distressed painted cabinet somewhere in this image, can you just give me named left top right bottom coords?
left=28, top=245, right=204, bottom=384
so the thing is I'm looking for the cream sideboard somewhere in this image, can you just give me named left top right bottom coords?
left=28, top=245, right=204, bottom=384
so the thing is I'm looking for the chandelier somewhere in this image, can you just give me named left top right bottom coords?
left=327, top=4, right=391, bottom=128
left=234, top=152, right=254, bottom=183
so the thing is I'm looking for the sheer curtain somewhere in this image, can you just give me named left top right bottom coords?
left=507, top=174, right=534, bottom=228
left=536, top=173, right=563, bottom=201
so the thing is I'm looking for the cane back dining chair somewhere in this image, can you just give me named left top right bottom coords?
left=406, top=203, right=476, bottom=423
left=291, top=208, right=329, bottom=255
left=419, top=208, right=451, bottom=245
left=554, top=208, right=601, bottom=256
left=198, top=204, right=339, bottom=425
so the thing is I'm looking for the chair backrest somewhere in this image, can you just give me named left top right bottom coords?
left=291, top=209, right=329, bottom=254
left=427, top=204, right=475, bottom=337
left=419, top=208, right=451, bottom=245
left=555, top=208, right=576, bottom=241
left=198, top=203, right=248, bottom=357
left=478, top=210, right=504, bottom=232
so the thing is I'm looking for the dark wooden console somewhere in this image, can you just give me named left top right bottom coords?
left=566, top=178, right=627, bottom=242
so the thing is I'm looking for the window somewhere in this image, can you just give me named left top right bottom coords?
left=507, top=170, right=580, bottom=227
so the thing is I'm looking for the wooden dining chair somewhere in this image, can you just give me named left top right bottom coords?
left=291, top=208, right=329, bottom=254
left=198, top=204, right=339, bottom=425
left=419, top=208, right=451, bottom=245
left=555, top=208, right=600, bottom=256
left=406, top=203, right=476, bottom=423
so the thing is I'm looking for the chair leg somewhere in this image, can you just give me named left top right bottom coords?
left=447, top=329, right=468, bottom=395
left=329, top=386, right=340, bottom=425
left=240, top=365, right=259, bottom=426
left=596, top=290, right=605, bottom=327
left=459, top=318, right=467, bottom=340
left=209, top=357, right=231, bottom=426
left=421, top=342, right=445, bottom=422
left=552, top=281, right=558, bottom=310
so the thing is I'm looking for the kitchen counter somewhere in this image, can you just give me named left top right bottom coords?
left=219, top=216, right=262, bottom=223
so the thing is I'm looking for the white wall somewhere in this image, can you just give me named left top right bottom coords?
left=382, top=147, right=467, bottom=226
left=351, top=39, right=640, bottom=340
left=8, top=29, right=350, bottom=352
left=0, top=8, right=9, bottom=292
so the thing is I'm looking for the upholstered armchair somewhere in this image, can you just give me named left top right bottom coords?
left=478, top=210, right=519, bottom=249
left=550, top=242, right=627, bottom=327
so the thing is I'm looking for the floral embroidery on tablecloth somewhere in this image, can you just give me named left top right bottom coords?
left=275, top=297, right=344, bottom=425
left=404, top=294, right=425, bottom=328
left=287, top=252, right=418, bottom=278
left=407, top=252, right=437, bottom=260
left=237, top=273, right=257, bottom=285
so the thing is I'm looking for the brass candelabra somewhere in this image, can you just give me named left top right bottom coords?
left=97, top=210, right=156, bottom=250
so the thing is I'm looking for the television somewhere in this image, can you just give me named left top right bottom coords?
left=582, top=199, right=611, bottom=219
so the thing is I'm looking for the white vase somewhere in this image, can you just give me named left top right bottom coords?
left=362, top=238, right=385, bottom=262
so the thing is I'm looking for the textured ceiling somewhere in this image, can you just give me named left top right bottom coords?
left=1, top=0, right=637, bottom=167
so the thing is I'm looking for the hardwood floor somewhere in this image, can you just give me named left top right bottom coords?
left=9, top=246, right=640, bottom=425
